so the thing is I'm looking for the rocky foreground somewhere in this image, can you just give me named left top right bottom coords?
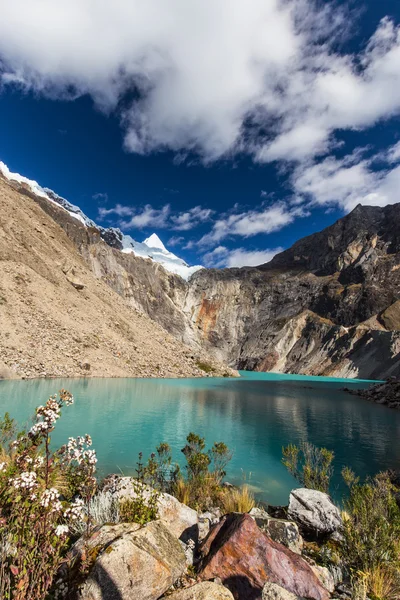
left=59, top=477, right=350, bottom=600
left=349, top=378, right=400, bottom=409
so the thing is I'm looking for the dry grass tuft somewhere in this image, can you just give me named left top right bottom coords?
left=367, top=564, right=400, bottom=600
left=174, top=478, right=191, bottom=507
left=221, top=485, right=255, bottom=514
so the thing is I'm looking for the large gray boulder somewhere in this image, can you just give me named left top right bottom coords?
left=249, top=507, right=303, bottom=554
left=76, top=521, right=186, bottom=600
left=166, top=581, right=234, bottom=599
left=288, top=488, right=342, bottom=538
left=262, top=582, right=305, bottom=600
left=106, top=476, right=198, bottom=541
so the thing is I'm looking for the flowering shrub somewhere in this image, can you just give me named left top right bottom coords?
left=0, top=390, right=97, bottom=600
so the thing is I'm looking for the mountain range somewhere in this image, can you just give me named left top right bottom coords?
left=1, top=160, right=399, bottom=380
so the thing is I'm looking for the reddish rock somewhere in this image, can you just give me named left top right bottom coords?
left=198, top=513, right=330, bottom=600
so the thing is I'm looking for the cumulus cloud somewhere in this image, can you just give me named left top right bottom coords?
left=293, top=143, right=400, bottom=211
left=122, top=204, right=171, bottom=229
left=199, top=202, right=306, bottom=246
left=386, top=141, right=400, bottom=163
left=2, top=0, right=400, bottom=163
left=167, top=235, right=184, bottom=247
left=98, top=201, right=212, bottom=231
left=203, top=245, right=283, bottom=268
left=98, top=203, right=135, bottom=220
left=170, top=206, right=214, bottom=230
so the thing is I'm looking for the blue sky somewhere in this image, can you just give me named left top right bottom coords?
left=1, top=0, right=400, bottom=268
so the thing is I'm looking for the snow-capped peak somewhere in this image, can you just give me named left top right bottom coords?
left=120, top=233, right=203, bottom=279
left=0, top=160, right=204, bottom=280
left=143, top=233, right=167, bottom=252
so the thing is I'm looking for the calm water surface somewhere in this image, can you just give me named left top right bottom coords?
left=0, top=372, right=399, bottom=505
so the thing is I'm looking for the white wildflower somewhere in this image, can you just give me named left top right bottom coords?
left=40, top=488, right=62, bottom=512
left=10, top=471, right=38, bottom=491
left=64, top=498, right=85, bottom=521
left=55, top=525, right=69, bottom=537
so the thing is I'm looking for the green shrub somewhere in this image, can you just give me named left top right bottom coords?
left=119, top=452, right=159, bottom=525
left=282, top=442, right=334, bottom=493
left=143, top=432, right=233, bottom=511
left=341, top=473, right=400, bottom=573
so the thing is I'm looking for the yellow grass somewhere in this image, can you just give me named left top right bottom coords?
left=367, top=565, right=400, bottom=600
left=221, top=485, right=255, bottom=513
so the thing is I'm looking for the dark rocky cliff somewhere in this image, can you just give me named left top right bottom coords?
left=185, top=204, right=400, bottom=378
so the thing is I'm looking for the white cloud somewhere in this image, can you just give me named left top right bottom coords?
left=1, top=0, right=395, bottom=165
left=203, top=245, right=283, bottom=267
left=199, top=202, right=306, bottom=246
left=170, top=206, right=214, bottom=230
left=121, top=204, right=171, bottom=229
left=293, top=143, right=400, bottom=211
left=98, top=201, right=212, bottom=231
left=0, top=0, right=306, bottom=160
left=387, top=141, right=400, bottom=163
left=98, top=203, right=135, bottom=219
left=167, top=235, right=184, bottom=247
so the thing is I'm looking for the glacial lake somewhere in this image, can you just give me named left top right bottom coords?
left=1, top=372, right=400, bottom=505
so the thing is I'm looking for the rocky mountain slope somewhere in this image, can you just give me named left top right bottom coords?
left=0, top=173, right=234, bottom=379
left=186, top=204, right=400, bottom=379
left=1, top=161, right=399, bottom=380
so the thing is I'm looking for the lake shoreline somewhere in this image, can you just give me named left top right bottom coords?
left=1, top=374, right=398, bottom=505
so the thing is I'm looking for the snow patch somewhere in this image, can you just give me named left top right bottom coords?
left=0, top=160, right=203, bottom=280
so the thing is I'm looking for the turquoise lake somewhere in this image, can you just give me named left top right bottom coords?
left=0, top=372, right=399, bottom=505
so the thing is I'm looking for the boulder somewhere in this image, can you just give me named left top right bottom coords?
left=380, top=300, right=400, bottom=331
left=249, top=507, right=303, bottom=554
left=65, top=267, right=85, bottom=290
left=198, top=508, right=222, bottom=541
left=107, top=476, right=198, bottom=541
left=288, top=488, right=342, bottom=539
left=75, top=521, right=186, bottom=600
left=198, top=513, right=330, bottom=600
left=180, top=538, right=195, bottom=566
left=166, top=581, right=234, bottom=599
left=309, top=565, right=335, bottom=593
left=262, top=582, right=304, bottom=600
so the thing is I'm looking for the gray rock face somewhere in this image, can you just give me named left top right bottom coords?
left=288, top=488, right=343, bottom=539
left=107, top=476, right=199, bottom=541
left=249, top=507, right=303, bottom=554
left=262, top=582, right=305, bottom=600
left=166, top=582, right=235, bottom=600
left=76, top=521, right=186, bottom=600
left=198, top=508, right=222, bottom=541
